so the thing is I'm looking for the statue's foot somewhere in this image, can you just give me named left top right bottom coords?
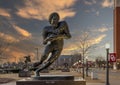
left=35, top=71, right=40, bottom=77
left=30, top=67, right=38, bottom=71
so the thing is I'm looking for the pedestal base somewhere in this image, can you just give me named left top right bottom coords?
left=16, top=75, right=86, bottom=85
left=19, top=70, right=31, bottom=77
left=33, top=75, right=74, bottom=80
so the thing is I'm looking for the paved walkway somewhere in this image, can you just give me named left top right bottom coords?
left=0, top=70, right=105, bottom=85
left=1, top=82, right=16, bottom=85
left=87, top=81, right=104, bottom=85
left=1, top=81, right=105, bottom=85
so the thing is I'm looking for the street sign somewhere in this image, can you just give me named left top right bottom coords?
left=109, top=53, right=116, bottom=62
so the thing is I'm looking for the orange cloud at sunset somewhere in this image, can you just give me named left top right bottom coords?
left=9, top=51, right=26, bottom=62
left=62, top=44, right=79, bottom=55
left=4, top=47, right=36, bottom=63
left=62, top=34, right=106, bottom=55
left=0, top=32, right=19, bottom=43
left=101, top=0, right=113, bottom=8
left=13, top=25, right=32, bottom=38
left=64, top=44, right=79, bottom=51
left=93, top=34, right=106, bottom=44
left=97, top=27, right=108, bottom=32
left=0, top=8, right=11, bottom=17
left=16, top=0, right=76, bottom=20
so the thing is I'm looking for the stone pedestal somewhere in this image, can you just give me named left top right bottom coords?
left=19, top=70, right=31, bottom=77
left=16, top=75, right=86, bottom=85
left=40, top=69, right=49, bottom=73
left=33, top=75, right=74, bottom=80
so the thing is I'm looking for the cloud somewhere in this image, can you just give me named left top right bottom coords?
left=0, top=32, right=19, bottom=43
left=0, top=8, right=11, bottom=17
left=13, top=25, right=32, bottom=38
left=64, top=44, right=79, bottom=51
left=62, top=44, right=79, bottom=55
left=84, top=8, right=100, bottom=16
left=98, top=27, right=108, bottom=32
left=92, top=27, right=109, bottom=33
left=16, top=0, right=77, bottom=20
left=84, top=0, right=96, bottom=5
left=94, top=27, right=109, bottom=33
left=92, top=34, right=106, bottom=44
left=7, top=51, right=26, bottom=62
left=2, top=46, right=36, bottom=62
left=101, top=0, right=113, bottom=8
left=61, top=33, right=106, bottom=55
left=84, top=0, right=93, bottom=5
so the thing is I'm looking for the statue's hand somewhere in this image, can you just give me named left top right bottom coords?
left=43, top=34, right=59, bottom=45
left=43, top=37, right=53, bottom=45
left=43, top=40, right=47, bottom=45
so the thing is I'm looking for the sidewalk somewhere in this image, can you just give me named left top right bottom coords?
left=87, top=83, right=105, bottom=85
left=0, top=81, right=105, bottom=85
left=0, top=70, right=105, bottom=85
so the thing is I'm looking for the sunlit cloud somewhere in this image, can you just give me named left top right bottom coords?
left=61, top=42, right=81, bottom=55
left=0, top=8, right=11, bottom=17
left=9, top=53, right=27, bottom=62
left=4, top=47, right=36, bottom=62
left=92, top=34, right=106, bottom=44
left=84, top=0, right=93, bottom=5
left=101, top=0, right=113, bottom=8
left=13, top=25, right=32, bottom=38
left=62, top=47, right=78, bottom=55
left=84, top=0, right=96, bottom=5
left=16, top=0, right=77, bottom=20
left=98, top=27, right=108, bottom=32
left=61, top=33, right=106, bottom=55
left=84, top=8, right=100, bottom=16
left=0, top=32, right=19, bottom=43
left=64, top=44, right=79, bottom=51
left=92, top=27, right=109, bottom=33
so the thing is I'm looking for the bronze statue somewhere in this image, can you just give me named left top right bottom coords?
left=34, top=12, right=71, bottom=76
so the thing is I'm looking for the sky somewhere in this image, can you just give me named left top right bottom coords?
left=0, top=0, right=114, bottom=62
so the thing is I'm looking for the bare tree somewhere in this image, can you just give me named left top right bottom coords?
left=72, top=52, right=82, bottom=64
left=95, top=56, right=105, bottom=68
left=77, top=31, right=97, bottom=78
left=77, top=31, right=96, bottom=57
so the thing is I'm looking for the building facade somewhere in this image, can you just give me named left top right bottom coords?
left=114, top=0, right=120, bottom=69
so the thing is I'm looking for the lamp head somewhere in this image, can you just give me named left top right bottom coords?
left=105, top=43, right=110, bottom=49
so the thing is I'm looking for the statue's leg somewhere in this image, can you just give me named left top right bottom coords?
left=33, top=45, right=52, bottom=67
left=35, top=49, right=62, bottom=76
left=47, top=49, right=62, bottom=63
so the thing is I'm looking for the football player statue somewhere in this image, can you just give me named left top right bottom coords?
left=34, top=12, right=71, bottom=76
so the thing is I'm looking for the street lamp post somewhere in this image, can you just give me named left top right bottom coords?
left=105, top=43, right=110, bottom=85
